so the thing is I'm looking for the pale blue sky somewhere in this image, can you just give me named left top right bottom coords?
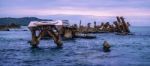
left=0, top=0, right=150, bottom=26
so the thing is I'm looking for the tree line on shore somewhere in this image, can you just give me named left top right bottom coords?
left=0, top=17, right=52, bottom=30
left=0, top=17, right=51, bottom=26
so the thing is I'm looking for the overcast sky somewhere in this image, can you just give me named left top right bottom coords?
left=0, top=0, right=150, bottom=26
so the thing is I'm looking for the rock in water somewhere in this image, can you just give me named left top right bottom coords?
left=103, top=41, right=111, bottom=52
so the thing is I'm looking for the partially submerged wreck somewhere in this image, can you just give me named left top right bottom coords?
left=28, top=16, right=131, bottom=47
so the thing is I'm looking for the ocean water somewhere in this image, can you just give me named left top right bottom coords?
left=0, top=26, right=150, bottom=66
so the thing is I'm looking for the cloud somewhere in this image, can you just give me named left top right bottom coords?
left=1, top=0, right=150, bottom=8
left=0, top=7, right=150, bottom=17
left=0, top=0, right=150, bottom=17
left=0, top=0, right=150, bottom=26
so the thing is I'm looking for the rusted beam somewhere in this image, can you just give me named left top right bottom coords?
left=47, top=30, right=63, bottom=47
left=30, top=29, right=39, bottom=47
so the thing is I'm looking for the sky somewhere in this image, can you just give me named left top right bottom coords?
left=0, top=0, right=150, bottom=26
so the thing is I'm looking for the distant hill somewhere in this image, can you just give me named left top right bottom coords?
left=0, top=17, right=52, bottom=26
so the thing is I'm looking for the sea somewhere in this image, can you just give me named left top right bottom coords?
left=0, top=26, right=150, bottom=66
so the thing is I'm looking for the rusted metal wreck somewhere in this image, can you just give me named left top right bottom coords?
left=28, top=16, right=131, bottom=47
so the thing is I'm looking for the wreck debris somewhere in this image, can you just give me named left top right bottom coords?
left=103, top=41, right=111, bottom=52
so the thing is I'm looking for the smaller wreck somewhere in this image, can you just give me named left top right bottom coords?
left=0, top=23, right=21, bottom=31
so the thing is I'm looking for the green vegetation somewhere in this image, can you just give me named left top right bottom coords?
left=0, top=17, right=52, bottom=26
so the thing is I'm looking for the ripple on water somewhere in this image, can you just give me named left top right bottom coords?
left=0, top=27, right=150, bottom=66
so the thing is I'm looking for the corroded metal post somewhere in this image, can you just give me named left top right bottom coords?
left=30, top=28, right=39, bottom=47
left=79, top=20, right=82, bottom=28
left=94, top=21, right=96, bottom=28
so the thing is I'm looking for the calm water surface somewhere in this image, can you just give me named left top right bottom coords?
left=0, top=26, right=150, bottom=66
